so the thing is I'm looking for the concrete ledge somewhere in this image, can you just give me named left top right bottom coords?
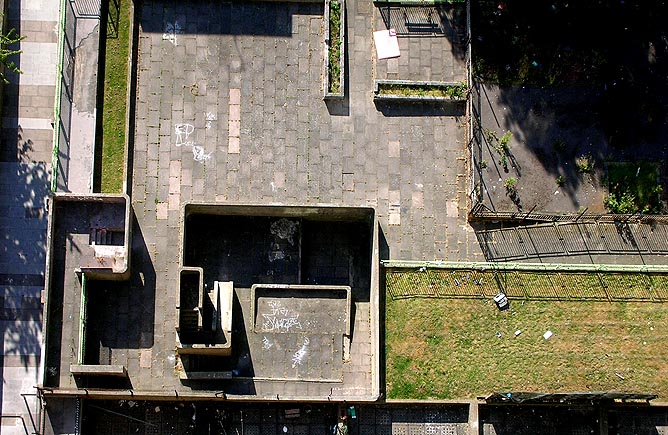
left=177, top=343, right=232, bottom=356
left=70, top=364, right=127, bottom=377
left=46, top=193, right=132, bottom=280
left=179, top=371, right=233, bottom=381
left=217, top=281, right=234, bottom=334
left=176, top=280, right=233, bottom=356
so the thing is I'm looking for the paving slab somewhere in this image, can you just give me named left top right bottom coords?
left=0, top=1, right=59, bottom=430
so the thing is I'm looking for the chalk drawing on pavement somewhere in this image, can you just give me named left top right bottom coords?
left=205, top=112, right=217, bottom=130
left=192, top=145, right=212, bottom=163
left=175, top=124, right=194, bottom=147
left=174, top=123, right=213, bottom=164
left=291, top=337, right=310, bottom=368
left=163, top=21, right=182, bottom=46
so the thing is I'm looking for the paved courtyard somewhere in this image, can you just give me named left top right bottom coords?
left=133, top=0, right=478, bottom=263
left=374, top=4, right=467, bottom=83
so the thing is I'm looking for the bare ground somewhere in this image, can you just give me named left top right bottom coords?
left=472, top=84, right=668, bottom=214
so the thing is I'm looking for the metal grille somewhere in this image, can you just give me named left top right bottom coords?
left=470, top=201, right=668, bottom=224
left=72, top=0, right=101, bottom=17
left=408, top=424, right=425, bottom=435
left=385, top=267, right=668, bottom=302
left=377, top=410, right=392, bottom=425
left=475, top=221, right=668, bottom=262
left=392, top=423, right=409, bottom=435
left=378, top=6, right=449, bottom=36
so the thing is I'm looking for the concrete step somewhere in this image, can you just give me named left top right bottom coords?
left=179, top=309, right=200, bottom=332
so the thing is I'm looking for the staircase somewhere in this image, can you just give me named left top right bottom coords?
left=179, top=308, right=200, bottom=333
left=90, top=228, right=113, bottom=245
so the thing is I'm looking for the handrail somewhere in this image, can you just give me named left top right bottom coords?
left=469, top=208, right=668, bottom=224
left=20, top=393, right=40, bottom=435
left=382, top=260, right=668, bottom=273
left=0, top=415, right=30, bottom=435
left=51, top=0, right=67, bottom=192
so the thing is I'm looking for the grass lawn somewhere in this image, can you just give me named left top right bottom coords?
left=386, top=295, right=668, bottom=400
left=99, top=0, right=131, bottom=193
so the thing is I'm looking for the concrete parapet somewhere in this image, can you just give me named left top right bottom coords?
left=70, top=364, right=127, bottom=377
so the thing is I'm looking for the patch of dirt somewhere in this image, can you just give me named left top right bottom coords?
left=473, top=85, right=668, bottom=213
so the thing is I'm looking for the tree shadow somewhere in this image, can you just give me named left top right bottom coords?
left=140, top=0, right=323, bottom=37
left=375, top=101, right=465, bottom=117
left=470, top=1, right=668, bottom=214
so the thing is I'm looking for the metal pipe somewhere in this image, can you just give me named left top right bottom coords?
left=87, top=404, right=158, bottom=427
left=51, top=0, right=68, bottom=192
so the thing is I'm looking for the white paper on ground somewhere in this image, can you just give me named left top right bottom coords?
left=373, top=29, right=400, bottom=60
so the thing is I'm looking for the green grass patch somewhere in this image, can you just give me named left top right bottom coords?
left=386, top=291, right=668, bottom=400
left=100, top=0, right=131, bottom=193
left=604, top=162, right=663, bottom=214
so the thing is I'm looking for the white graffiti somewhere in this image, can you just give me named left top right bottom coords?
left=192, top=145, right=212, bottom=162
left=162, top=21, right=182, bottom=46
left=205, top=112, right=217, bottom=130
left=268, top=243, right=286, bottom=262
left=291, top=337, right=310, bottom=368
left=262, top=336, right=273, bottom=350
left=267, top=300, right=287, bottom=313
left=174, top=123, right=213, bottom=164
left=175, top=124, right=194, bottom=147
left=270, top=218, right=299, bottom=245
left=261, top=300, right=302, bottom=333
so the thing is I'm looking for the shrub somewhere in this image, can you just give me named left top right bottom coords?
left=575, top=154, right=594, bottom=174
left=504, top=177, right=517, bottom=192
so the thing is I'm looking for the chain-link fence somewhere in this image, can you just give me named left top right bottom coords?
left=385, top=266, right=668, bottom=302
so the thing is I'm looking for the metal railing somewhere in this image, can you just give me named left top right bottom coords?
left=469, top=202, right=668, bottom=224
left=51, top=0, right=102, bottom=192
left=465, top=0, right=473, bottom=211
left=106, top=0, right=120, bottom=38
left=0, top=415, right=30, bottom=434
left=383, top=260, right=668, bottom=302
left=0, top=392, right=42, bottom=435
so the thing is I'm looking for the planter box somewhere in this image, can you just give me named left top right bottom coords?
left=373, top=79, right=468, bottom=103
left=323, top=0, right=345, bottom=99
